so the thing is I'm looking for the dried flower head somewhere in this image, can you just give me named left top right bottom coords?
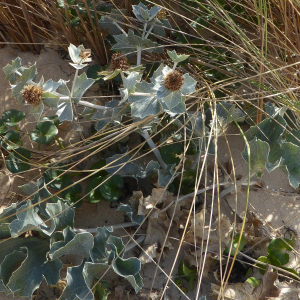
left=163, top=70, right=184, bottom=92
left=157, top=8, right=167, bottom=19
left=80, top=48, right=92, bottom=62
left=111, top=52, right=129, bottom=71
left=21, top=84, right=44, bottom=106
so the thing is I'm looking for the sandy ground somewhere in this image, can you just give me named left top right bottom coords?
left=0, top=45, right=300, bottom=299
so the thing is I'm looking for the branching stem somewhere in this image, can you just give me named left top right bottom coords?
left=140, top=130, right=167, bottom=170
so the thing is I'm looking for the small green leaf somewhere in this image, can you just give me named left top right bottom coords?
left=242, top=138, right=269, bottom=176
left=95, top=281, right=111, bottom=300
left=30, top=121, right=58, bottom=144
left=6, top=148, right=31, bottom=173
left=90, top=160, right=108, bottom=178
left=1, top=131, right=21, bottom=150
left=267, top=238, right=294, bottom=266
left=87, top=64, right=104, bottom=83
left=246, top=277, right=260, bottom=287
left=2, top=109, right=25, bottom=127
left=256, top=256, right=269, bottom=274
left=41, top=115, right=62, bottom=127
left=178, top=260, right=197, bottom=291
left=86, top=177, right=104, bottom=204
left=99, top=174, right=124, bottom=202
left=0, top=119, right=8, bottom=135
left=161, top=143, right=183, bottom=165
left=224, top=233, right=246, bottom=256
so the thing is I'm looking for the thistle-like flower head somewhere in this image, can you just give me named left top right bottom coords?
left=21, top=84, right=44, bottom=106
left=68, top=44, right=92, bottom=69
left=163, top=70, right=184, bottom=92
left=152, top=65, right=196, bottom=100
left=157, top=8, right=167, bottom=19
left=111, top=52, right=129, bottom=71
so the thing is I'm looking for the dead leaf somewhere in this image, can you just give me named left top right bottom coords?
left=211, top=281, right=255, bottom=300
left=185, top=250, right=214, bottom=279
left=139, top=243, right=158, bottom=264
left=185, top=209, right=233, bottom=256
left=254, top=265, right=280, bottom=299
left=211, top=265, right=281, bottom=300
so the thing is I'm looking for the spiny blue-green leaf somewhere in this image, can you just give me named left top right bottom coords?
left=91, top=226, right=113, bottom=263
left=281, top=142, right=300, bottom=188
left=73, top=72, right=95, bottom=104
left=46, top=200, right=74, bottom=231
left=2, top=109, right=25, bottom=127
left=117, top=203, right=144, bottom=225
left=167, top=50, right=189, bottom=64
left=161, top=91, right=183, bottom=111
left=30, top=121, right=58, bottom=144
left=60, top=261, right=94, bottom=300
left=267, top=238, right=294, bottom=266
left=43, top=259, right=63, bottom=286
left=136, top=160, right=160, bottom=179
left=244, top=114, right=286, bottom=171
left=49, top=231, right=94, bottom=260
left=213, top=102, right=245, bottom=134
left=112, top=30, right=159, bottom=54
left=98, top=9, right=126, bottom=35
left=129, top=81, right=162, bottom=118
left=83, top=262, right=110, bottom=288
left=111, top=253, right=143, bottom=293
left=19, top=181, right=38, bottom=196
left=57, top=79, right=70, bottom=96
left=3, top=57, right=22, bottom=84
left=158, top=164, right=177, bottom=187
left=20, top=64, right=37, bottom=83
left=180, top=73, right=197, bottom=95
left=56, top=99, right=73, bottom=122
left=5, top=239, right=53, bottom=298
left=284, top=129, right=300, bottom=147
left=9, top=200, right=54, bottom=237
left=0, top=250, right=26, bottom=286
left=42, top=92, right=59, bottom=109
left=6, top=148, right=31, bottom=174
left=30, top=101, right=44, bottom=121
left=0, top=119, right=8, bottom=135
left=107, top=236, right=125, bottom=257
left=99, top=174, right=124, bottom=202
left=106, top=154, right=139, bottom=176
left=242, top=138, right=269, bottom=177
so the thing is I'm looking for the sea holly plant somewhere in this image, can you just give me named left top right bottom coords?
left=3, top=44, right=107, bottom=122
left=242, top=102, right=300, bottom=188
left=0, top=179, right=143, bottom=299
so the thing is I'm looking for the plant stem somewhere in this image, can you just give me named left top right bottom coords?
left=77, top=100, right=111, bottom=111
left=74, top=222, right=138, bottom=233
left=172, top=62, right=177, bottom=71
left=137, top=46, right=142, bottom=66
left=38, top=143, right=41, bottom=151
left=140, top=130, right=167, bottom=170
left=55, top=136, right=65, bottom=150
left=144, top=25, right=154, bottom=39
left=70, top=69, right=79, bottom=99
left=113, top=21, right=127, bottom=36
